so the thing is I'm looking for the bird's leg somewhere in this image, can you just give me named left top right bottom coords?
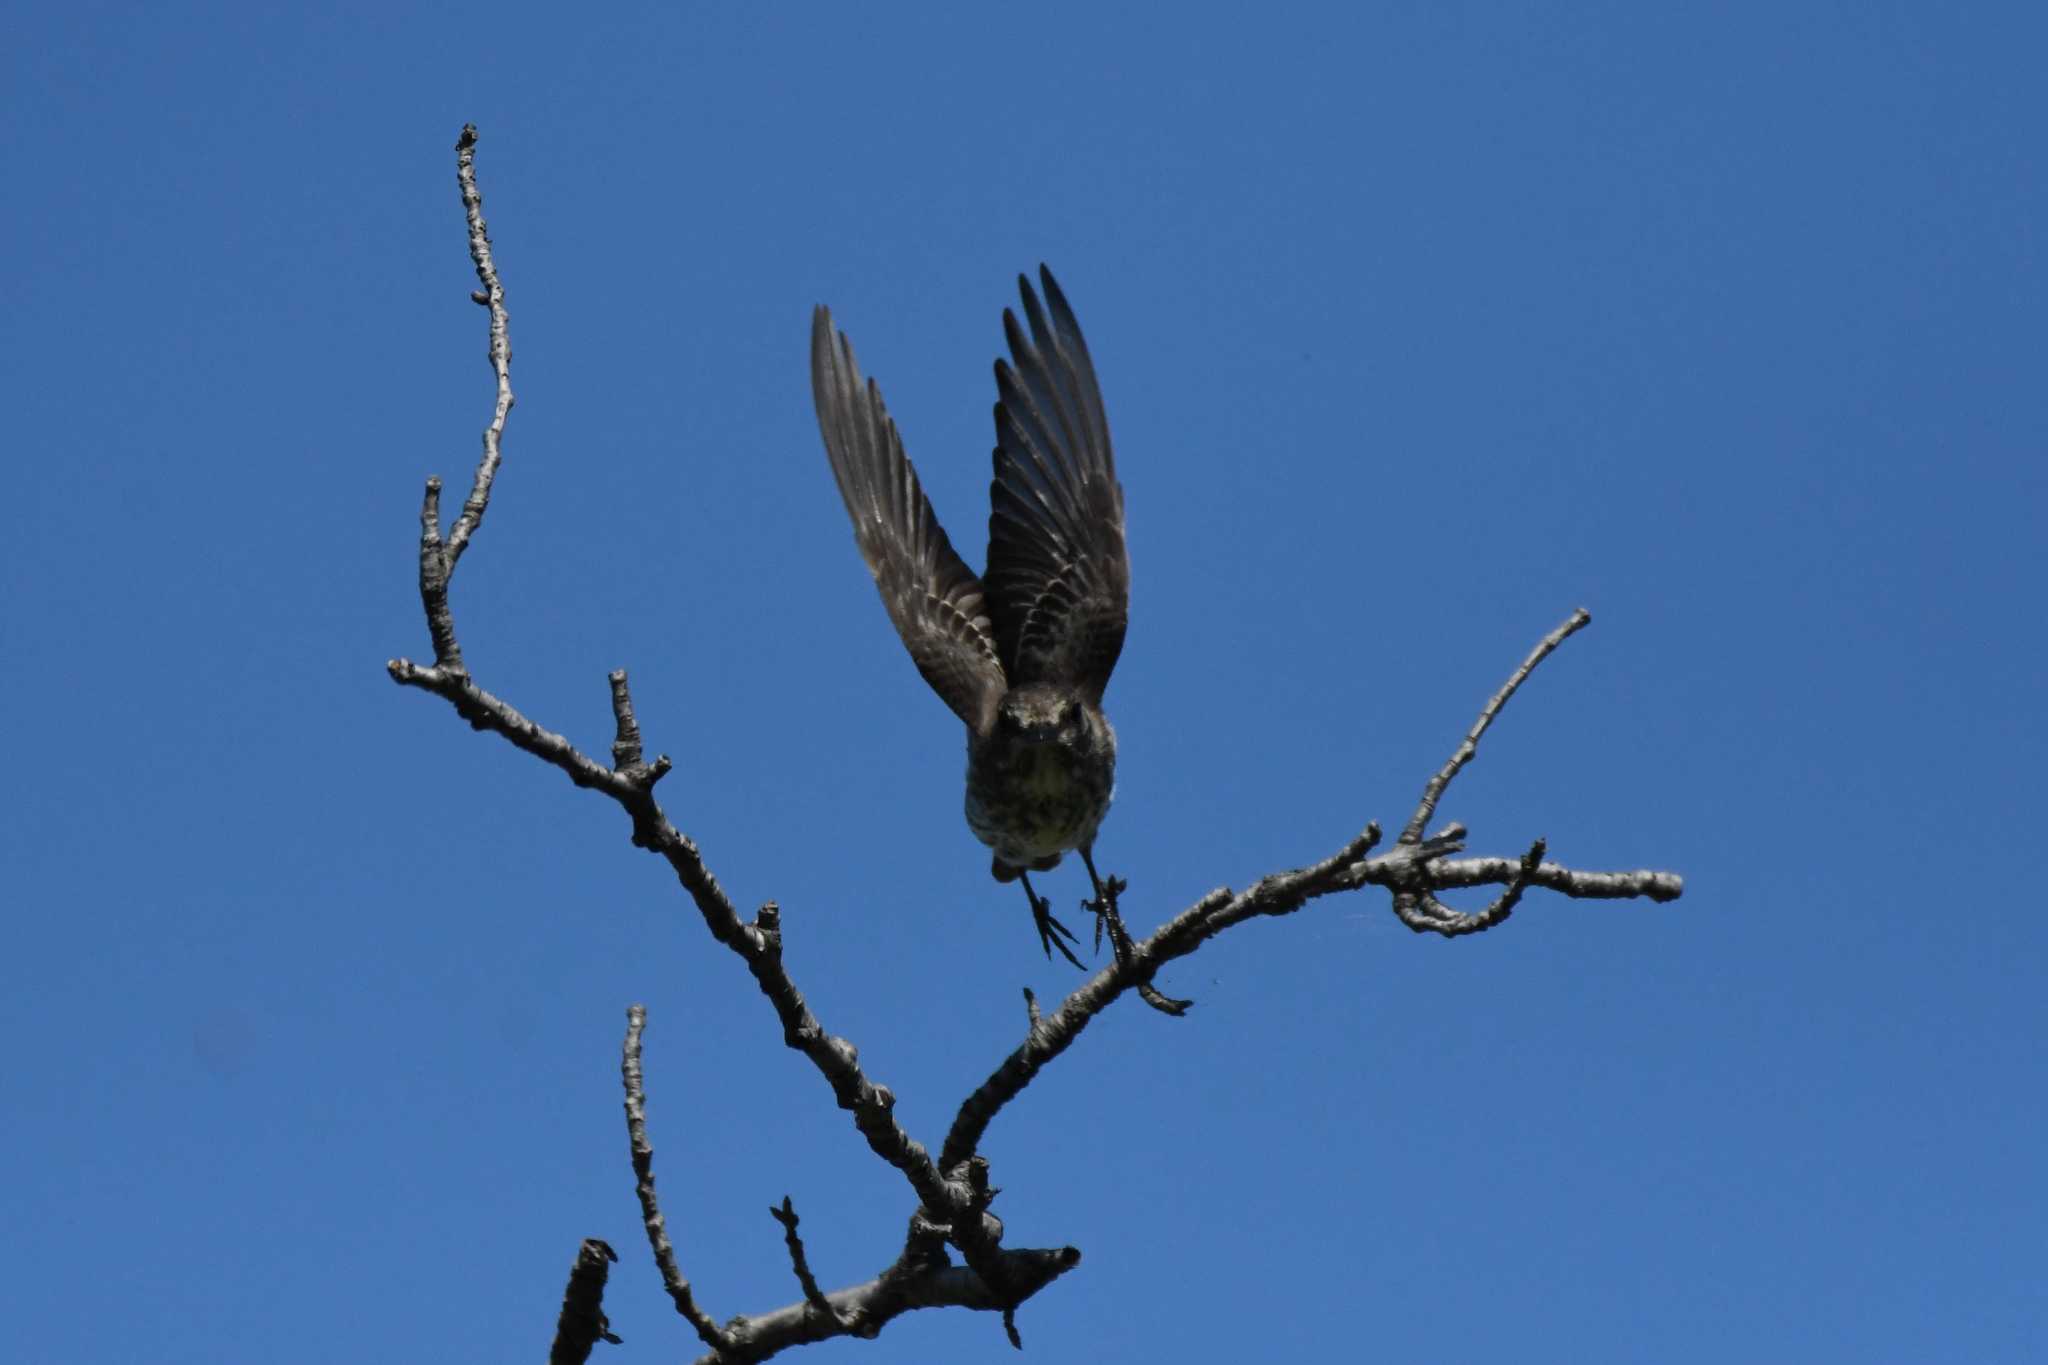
left=1081, top=846, right=1192, bottom=1016
left=1077, top=845, right=1131, bottom=959
left=1018, top=870, right=1084, bottom=970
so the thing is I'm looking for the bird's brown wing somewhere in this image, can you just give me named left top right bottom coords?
left=811, top=307, right=1006, bottom=734
left=984, top=267, right=1129, bottom=701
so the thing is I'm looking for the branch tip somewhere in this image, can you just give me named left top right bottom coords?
left=1402, top=609, right=1594, bottom=844
left=1137, top=982, right=1193, bottom=1016
left=608, top=670, right=646, bottom=770
left=548, top=1237, right=624, bottom=1363
left=771, top=1195, right=853, bottom=1330
left=443, top=121, right=513, bottom=570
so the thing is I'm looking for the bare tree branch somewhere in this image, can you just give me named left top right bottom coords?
left=629, top=1009, right=1081, bottom=1363
left=390, top=126, right=1685, bottom=1361
left=384, top=153, right=973, bottom=1247
left=393, top=656, right=1042, bottom=1329
left=623, top=1006, right=731, bottom=1354
left=690, top=1245, right=1082, bottom=1365
left=406, top=125, right=514, bottom=675
left=943, top=825, right=1383, bottom=1168
left=549, top=1238, right=623, bottom=1365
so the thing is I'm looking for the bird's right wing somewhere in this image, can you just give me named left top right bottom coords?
left=811, top=307, right=1007, bottom=734
left=984, top=267, right=1129, bottom=701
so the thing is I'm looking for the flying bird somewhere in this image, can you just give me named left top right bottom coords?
left=810, top=267, right=1130, bottom=964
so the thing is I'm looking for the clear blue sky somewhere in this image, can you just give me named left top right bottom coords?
left=5, top=4, right=2042, bottom=1361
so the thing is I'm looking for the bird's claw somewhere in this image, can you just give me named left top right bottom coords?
left=1080, top=866, right=1130, bottom=963
left=1022, top=881, right=1085, bottom=970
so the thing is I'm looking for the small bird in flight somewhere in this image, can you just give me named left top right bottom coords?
left=810, top=267, right=1130, bottom=965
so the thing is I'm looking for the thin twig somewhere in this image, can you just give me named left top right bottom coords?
left=405, top=125, right=515, bottom=673
left=445, top=123, right=512, bottom=570
left=623, top=1006, right=732, bottom=1355
left=608, top=668, right=672, bottom=787
left=770, top=1198, right=854, bottom=1332
left=1401, top=607, right=1592, bottom=844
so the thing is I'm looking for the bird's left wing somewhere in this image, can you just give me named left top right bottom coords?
left=811, top=307, right=1007, bottom=734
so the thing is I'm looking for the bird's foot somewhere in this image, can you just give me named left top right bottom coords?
left=1082, top=873, right=1129, bottom=957
left=1076, top=847, right=1131, bottom=960
left=1018, top=872, right=1085, bottom=970
left=1079, top=850, right=1192, bottom=1015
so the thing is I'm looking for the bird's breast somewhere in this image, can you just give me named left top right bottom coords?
left=963, top=726, right=1117, bottom=866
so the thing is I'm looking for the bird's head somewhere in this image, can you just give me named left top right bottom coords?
left=995, top=685, right=1086, bottom=748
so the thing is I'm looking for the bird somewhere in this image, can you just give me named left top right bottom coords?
left=809, top=266, right=1130, bottom=965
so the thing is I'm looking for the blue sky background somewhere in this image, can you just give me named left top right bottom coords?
left=4, top=3, right=2042, bottom=1361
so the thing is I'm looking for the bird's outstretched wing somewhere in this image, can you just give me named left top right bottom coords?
left=984, top=267, right=1129, bottom=700
left=811, top=307, right=1007, bottom=734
